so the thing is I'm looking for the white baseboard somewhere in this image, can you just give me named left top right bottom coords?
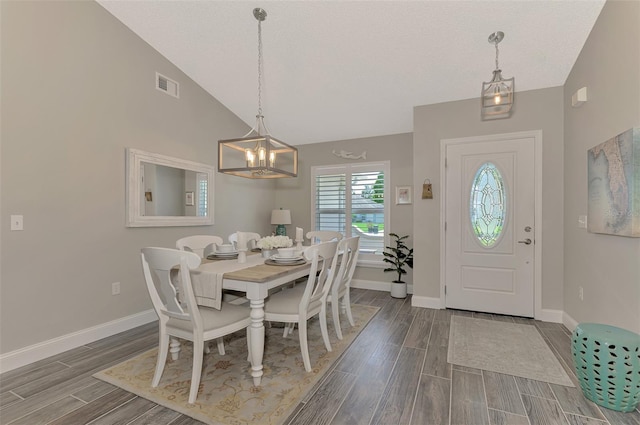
left=351, top=279, right=414, bottom=295
left=537, top=308, right=564, bottom=324
left=411, top=295, right=443, bottom=309
left=562, top=312, right=579, bottom=332
left=0, top=309, right=157, bottom=374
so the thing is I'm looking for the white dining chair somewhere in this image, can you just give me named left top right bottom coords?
left=228, top=232, right=262, bottom=249
left=140, top=247, right=251, bottom=404
left=176, top=235, right=224, bottom=258
left=306, top=230, right=343, bottom=245
left=263, top=240, right=339, bottom=372
left=326, top=236, right=360, bottom=340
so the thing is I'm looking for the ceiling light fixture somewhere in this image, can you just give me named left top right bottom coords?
left=218, top=8, right=298, bottom=179
left=481, top=31, right=514, bottom=120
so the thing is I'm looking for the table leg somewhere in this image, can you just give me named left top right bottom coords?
left=248, top=299, right=265, bottom=386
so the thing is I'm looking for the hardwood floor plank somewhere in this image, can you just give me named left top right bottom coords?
left=483, top=371, right=527, bottom=416
left=565, top=413, right=609, bottom=425
left=514, top=376, right=556, bottom=400
left=71, top=379, right=117, bottom=403
left=168, top=415, right=207, bottom=425
left=334, top=319, right=387, bottom=374
left=47, top=388, right=136, bottom=425
left=598, top=407, right=640, bottom=425
left=433, top=308, right=454, bottom=322
left=288, top=370, right=354, bottom=425
left=375, top=297, right=406, bottom=322
left=0, top=346, right=91, bottom=383
left=330, top=350, right=396, bottom=425
left=0, top=391, right=22, bottom=409
left=488, top=408, right=530, bottom=425
left=450, top=369, right=490, bottom=425
left=411, top=374, right=450, bottom=425
left=452, top=364, right=481, bottom=374
left=427, top=320, right=450, bottom=347
left=8, top=396, right=85, bottom=425
left=403, top=314, right=432, bottom=349
left=127, top=405, right=182, bottom=425
left=372, top=347, right=426, bottom=425
left=550, top=383, right=606, bottom=421
left=0, top=362, right=70, bottom=392
left=423, top=344, right=451, bottom=379
left=384, top=313, right=414, bottom=347
left=521, top=394, right=570, bottom=425
left=89, top=395, right=157, bottom=425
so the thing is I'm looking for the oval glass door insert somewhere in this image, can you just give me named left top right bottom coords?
left=470, top=162, right=506, bottom=247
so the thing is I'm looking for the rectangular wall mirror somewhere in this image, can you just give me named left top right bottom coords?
left=126, top=148, right=215, bottom=227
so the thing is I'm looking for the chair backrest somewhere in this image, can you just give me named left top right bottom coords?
left=176, top=235, right=224, bottom=258
left=228, top=232, right=261, bottom=249
left=330, top=236, right=360, bottom=300
left=306, top=231, right=343, bottom=245
left=140, top=247, right=203, bottom=330
left=299, top=240, right=339, bottom=316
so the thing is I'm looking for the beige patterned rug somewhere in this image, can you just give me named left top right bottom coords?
left=94, top=304, right=378, bottom=425
left=447, top=315, right=574, bottom=386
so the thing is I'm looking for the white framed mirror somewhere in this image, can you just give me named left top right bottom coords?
left=126, top=148, right=214, bottom=227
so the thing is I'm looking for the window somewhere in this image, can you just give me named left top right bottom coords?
left=312, top=161, right=390, bottom=262
left=469, top=162, right=506, bottom=247
left=196, top=172, right=208, bottom=217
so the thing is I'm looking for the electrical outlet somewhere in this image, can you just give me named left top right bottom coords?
left=112, top=282, right=121, bottom=296
left=579, top=286, right=584, bottom=301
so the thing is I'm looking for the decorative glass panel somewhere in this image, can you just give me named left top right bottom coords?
left=470, top=162, right=506, bottom=247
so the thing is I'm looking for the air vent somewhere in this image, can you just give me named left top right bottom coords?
left=155, top=72, right=179, bottom=98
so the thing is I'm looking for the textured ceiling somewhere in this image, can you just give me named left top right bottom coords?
left=97, top=0, right=605, bottom=145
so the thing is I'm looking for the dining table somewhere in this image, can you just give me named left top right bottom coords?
left=176, top=251, right=312, bottom=386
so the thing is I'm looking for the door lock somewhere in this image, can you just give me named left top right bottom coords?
left=524, top=226, right=532, bottom=232
left=518, top=238, right=532, bottom=245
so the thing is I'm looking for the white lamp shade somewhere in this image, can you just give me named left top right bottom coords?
left=271, top=209, right=291, bottom=225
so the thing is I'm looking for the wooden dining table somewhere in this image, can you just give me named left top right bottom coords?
left=190, top=252, right=312, bottom=386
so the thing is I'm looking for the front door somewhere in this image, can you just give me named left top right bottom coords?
left=444, top=134, right=536, bottom=317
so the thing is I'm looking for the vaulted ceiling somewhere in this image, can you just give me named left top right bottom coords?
left=97, top=1, right=605, bottom=145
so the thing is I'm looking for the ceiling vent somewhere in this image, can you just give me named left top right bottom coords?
left=156, top=72, right=179, bottom=98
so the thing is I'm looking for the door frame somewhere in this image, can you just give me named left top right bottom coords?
left=439, top=130, right=543, bottom=319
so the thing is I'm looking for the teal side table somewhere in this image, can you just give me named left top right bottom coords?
left=571, top=323, right=640, bottom=412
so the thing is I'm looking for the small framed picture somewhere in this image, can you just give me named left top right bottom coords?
left=396, top=186, right=412, bottom=205
left=185, top=191, right=194, bottom=206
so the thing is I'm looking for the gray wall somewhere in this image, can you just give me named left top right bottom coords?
left=275, top=133, right=414, bottom=285
left=0, top=1, right=277, bottom=353
left=563, top=0, right=640, bottom=332
left=412, top=87, right=565, bottom=311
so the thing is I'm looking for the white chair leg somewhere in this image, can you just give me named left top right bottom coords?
left=320, top=305, right=332, bottom=352
left=332, top=300, right=343, bottom=340
left=282, top=323, right=289, bottom=338
left=203, top=343, right=210, bottom=354
left=152, top=331, right=169, bottom=387
left=344, top=293, right=355, bottom=327
left=216, top=337, right=225, bottom=355
left=298, top=320, right=312, bottom=372
left=170, top=337, right=181, bottom=360
left=188, top=339, right=204, bottom=404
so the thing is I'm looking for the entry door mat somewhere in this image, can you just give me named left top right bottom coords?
left=94, top=304, right=379, bottom=425
left=447, top=315, right=574, bottom=386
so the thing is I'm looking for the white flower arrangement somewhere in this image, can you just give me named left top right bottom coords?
left=256, top=235, right=293, bottom=250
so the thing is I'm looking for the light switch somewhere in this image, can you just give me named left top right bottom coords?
left=11, top=215, right=24, bottom=231
left=578, top=215, right=587, bottom=229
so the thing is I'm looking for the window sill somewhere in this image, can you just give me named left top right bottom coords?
left=356, top=258, right=387, bottom=269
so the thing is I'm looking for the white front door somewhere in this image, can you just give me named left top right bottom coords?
left=444, top=134, right=536, bottom=317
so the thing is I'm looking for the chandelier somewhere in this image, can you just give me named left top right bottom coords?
left=218, top=8, right=298, bottom=179
left=481, top=31, right=515, bottom=120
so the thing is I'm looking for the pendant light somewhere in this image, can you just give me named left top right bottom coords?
left=218, top=8, right=298, bottom=179
left=481, top=31, right=514, bottom=120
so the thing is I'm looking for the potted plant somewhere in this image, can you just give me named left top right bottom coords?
left=383, top=233, right=414, bottom=298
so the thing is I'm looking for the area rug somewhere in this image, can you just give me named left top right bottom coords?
left=447, top=315, right=574, bottom=386
left=94, top=304, right=378, bottom=425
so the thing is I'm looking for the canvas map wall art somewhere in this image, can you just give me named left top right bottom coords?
left=587, top=127, right=639, bottom=237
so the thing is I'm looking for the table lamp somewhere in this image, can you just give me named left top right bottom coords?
left=271, top=208, right=291, bottom=236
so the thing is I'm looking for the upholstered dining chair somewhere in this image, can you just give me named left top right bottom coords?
left=306, top=230, right=343, bottom=245
left=326, top=236, right=360, bottom=340
left=140, top=247, right=251, bottom=404
left=176, top=235, right=224, bottom=258
left=263, top=240, right=339, bottom=372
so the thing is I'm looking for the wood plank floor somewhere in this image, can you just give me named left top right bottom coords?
left=1, top=289, right=639, bottom=425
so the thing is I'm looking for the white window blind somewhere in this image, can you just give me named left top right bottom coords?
left=312, top=161, right=390, bottom=261
left=196, top=173, right=208, bottom=217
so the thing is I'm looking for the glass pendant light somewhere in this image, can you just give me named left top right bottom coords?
left=481, top=31, right=515, bottom=120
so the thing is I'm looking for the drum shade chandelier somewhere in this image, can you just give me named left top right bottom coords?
left=218, top=8, right=298, bottom=179
left=481, top=31, right=515, bottom=120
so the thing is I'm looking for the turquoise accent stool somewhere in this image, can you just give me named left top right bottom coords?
left=571, top=323, right=640, bottom=412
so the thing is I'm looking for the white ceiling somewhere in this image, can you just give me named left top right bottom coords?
left=97, top=0, right=605, bottom=145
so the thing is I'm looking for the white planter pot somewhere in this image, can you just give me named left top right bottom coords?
left=390, top=281, right=407, bottom=299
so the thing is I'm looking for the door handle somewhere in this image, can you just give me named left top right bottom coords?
left=518, top=238, right=532, bottom=245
